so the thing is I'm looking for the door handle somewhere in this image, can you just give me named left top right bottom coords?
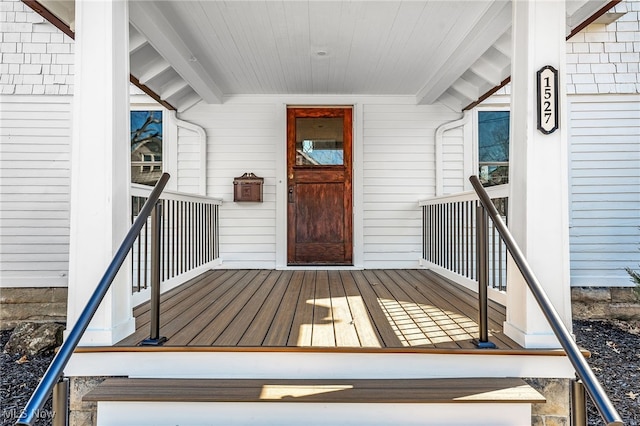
left=288, top=186, right=294, bottom=203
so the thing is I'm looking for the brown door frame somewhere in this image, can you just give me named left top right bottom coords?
left=286, top=106, right=353, bottom=265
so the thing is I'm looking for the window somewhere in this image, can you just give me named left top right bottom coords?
left=131, top=110, right=163, bottom=185
left=477, top=110, right=510, bottom=187
left=295, top=117, right=344, bottom=166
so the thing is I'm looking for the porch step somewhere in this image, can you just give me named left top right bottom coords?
left=85, top=377, right=545, bottom=425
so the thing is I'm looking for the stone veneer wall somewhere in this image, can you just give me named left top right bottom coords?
left=572, top=287, right=640, bottom=320
left=0, top=287, right=67, bottom=330
left=529, top=378, right=571, bottom=426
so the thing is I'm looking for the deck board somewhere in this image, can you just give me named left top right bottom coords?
left=328, top=271, right=361, bottom=347
left=262, top=271, right=304, bottom=347
left=152, top=270, right=251, bottom=345
left=311, top=271, right=336, bottom=347
left=214, top=270, right=282, bottom=346
left=237, top=271, right=292, bottom=346
left=288, top=271, right=317, bottom=347
left=182, top=269, right=262, bottom=346
left=85, top=377, right=545, bottom=404
left=117, top=269, right=522, bottom=351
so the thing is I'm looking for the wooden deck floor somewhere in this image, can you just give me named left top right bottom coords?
left=117, top=269, right=521, bottom=351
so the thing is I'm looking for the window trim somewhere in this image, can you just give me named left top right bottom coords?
left=130, top=106, right=166, bottom=186
left=472, top=103, right=510, bottom=187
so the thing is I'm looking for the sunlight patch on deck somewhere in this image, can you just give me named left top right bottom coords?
left=259, top=384, right=353, bottom=400
left=296, top=296, right=380, bottom=347
left=453, top=384, right=535, bottom=401
left=377, top=298, right=477, bottom=346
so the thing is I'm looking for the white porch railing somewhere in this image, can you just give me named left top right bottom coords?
left=131, top=184, right=222, bottom=303
left=418, top=184, right=509, bottom=299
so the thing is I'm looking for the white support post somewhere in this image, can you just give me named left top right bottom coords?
left=67, top=0, right=134, bottom=345
left=504, top=0, right=572, bottom=348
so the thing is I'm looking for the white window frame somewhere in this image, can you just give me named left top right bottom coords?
left=130, top=101, right=177, bottom=190
left=471, top=100, right=510, bottom=187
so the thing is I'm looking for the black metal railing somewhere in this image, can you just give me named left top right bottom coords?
left=469, top=175, right=623, bottom=426
left=131, top=185, right=221, bottom=293
left=16, top=173, right=171, bottom=426
left=420, top=184, right=508, bottom=291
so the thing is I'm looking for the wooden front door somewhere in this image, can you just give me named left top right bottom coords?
left=287, top=107, right=352, bottom=265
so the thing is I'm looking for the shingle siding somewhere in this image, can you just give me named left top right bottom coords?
left=0, top=0, right=74, bottom=96
left=566, top=3, right=640, bottom=95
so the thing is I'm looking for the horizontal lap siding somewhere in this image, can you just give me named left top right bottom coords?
left=0, top=95, right=72, bottom=287
left=362, top=104, right=459, bottom=268
left=441, top=128, right=465, bottom=195
left=569, top=95, right=640, bottom=287
left=180, top=103, right=279, bottom=268
left=176, top=126, right=201, bottom=194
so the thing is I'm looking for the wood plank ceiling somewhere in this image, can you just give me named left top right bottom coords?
left=34, top=0, right=615, bottom=112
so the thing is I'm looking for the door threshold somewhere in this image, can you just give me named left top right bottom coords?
left=278, top=265, right=361, bottom=271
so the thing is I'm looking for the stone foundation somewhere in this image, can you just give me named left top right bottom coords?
left=0, top=287, right=67, bottom=330
left=527, top=378, right=571, bottom=426
left=571, top=287, right=640, bottom=320
left=69, top=376, right=107, bottom=426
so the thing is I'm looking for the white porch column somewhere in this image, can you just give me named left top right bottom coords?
left=504, top=0, right=572, bottom=348
left=67, top=0, right=134, bottom=345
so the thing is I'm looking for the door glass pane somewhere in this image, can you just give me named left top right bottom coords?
left=295, top=117, right=343, bottom=165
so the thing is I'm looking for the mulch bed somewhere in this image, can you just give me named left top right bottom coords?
left=574, top=320, right=640, bottom=426
left=1, top=321, right=639, bottom=426
left=1, top=330, right=54, bottom=426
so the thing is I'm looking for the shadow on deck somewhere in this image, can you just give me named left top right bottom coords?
left=115, top=269, right=525, bottom=352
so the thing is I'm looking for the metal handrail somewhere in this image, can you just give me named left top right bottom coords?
left=469, top=175, right=623, bottom=426
left=16, top=173, right=171, bottom=426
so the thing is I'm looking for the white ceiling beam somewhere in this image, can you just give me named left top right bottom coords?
left=138, top=58, right=172, bottom=85
left=451, top=78, right=479, bottom=102
left=436, top=91, right=465, bottom=113
left=492, top=31, right=512, bottom=58
left=469, top=56, right=504, bottom=87
left=176, top=92, right=203, bottom=113
left=129, top=1, right=223, bottom=104
left=129, top=29, right=148, bottom=55
left=416, top=1, right=512, bottom=105
left=161, top=78, right=190, bottom=101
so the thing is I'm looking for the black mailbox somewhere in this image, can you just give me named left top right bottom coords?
left=233, top=172, right=263, bottom=202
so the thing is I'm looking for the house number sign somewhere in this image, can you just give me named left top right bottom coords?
left=536, top=65, right=559, bottom=134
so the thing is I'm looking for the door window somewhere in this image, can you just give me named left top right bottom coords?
left=295, top=117, right=344, bottom=166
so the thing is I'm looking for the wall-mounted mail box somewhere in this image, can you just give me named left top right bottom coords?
left=233, top=172, right=263, bottom=202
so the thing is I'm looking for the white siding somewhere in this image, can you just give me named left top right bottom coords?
left=0, top=0, right=75, bottom=96
left=566, top=2, right=640, bottom=95
left=0, top=95, right=72, bottom=287
left=180, top=98, right=459, bottom=269
left=176, top=126, right=202, bottom=194
left=362, top=104, right=458, bottom=267
left=441, top=126, right=466, bottom=195
left=181, top=101, right=279, bottom=268
left=569, top=94, right=640, bottom=287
